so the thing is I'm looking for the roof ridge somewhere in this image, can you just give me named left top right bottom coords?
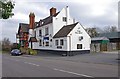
left=41, top=11, right=60, bottom=20
left=64, top=22, right=79, bottom=27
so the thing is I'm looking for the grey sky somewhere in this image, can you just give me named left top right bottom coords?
left=1, top=0, right=119, bottom=43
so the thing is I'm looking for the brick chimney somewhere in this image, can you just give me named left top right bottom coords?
left=50, top=7, right=56, bottom=16
left=29, top=12, right=35, bottom=29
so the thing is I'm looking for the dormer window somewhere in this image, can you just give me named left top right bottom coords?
left=63, top=17, right=67, bottom=22
left=36, top=23, right=38, bottom=26
left=39, top=20, right=43, bottom=25
left=42, top=22, right=44, bottom=24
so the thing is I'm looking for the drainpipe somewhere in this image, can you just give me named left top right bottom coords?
left=68, top=35, right=71, bottom=56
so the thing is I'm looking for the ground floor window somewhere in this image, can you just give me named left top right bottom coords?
left=60, top=39, right=64, bottom=45
left=55, top=40, right=59, bottom=46
left=45, top=42, right=49, bottom=46
left=39, top=39, right=42, bottom=46
left=77, top=44, right=82, bottom=49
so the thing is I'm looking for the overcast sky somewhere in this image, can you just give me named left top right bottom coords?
left=1, top=0, right=119, bottom=43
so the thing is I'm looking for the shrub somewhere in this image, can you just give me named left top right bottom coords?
left=19, top=47, right=37, bottom=55
left=29, top=48, right=37, bottom=55
left=20, top=47, right=26, bottom=54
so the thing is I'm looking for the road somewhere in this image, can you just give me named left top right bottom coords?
left=2, top=52, right=118, bottom=78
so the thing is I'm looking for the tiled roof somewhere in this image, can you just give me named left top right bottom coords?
left=91, top=37, right=109, bottom=41
left=18, top=23, right=29, bottom=34
left=98, top=32, right=120, bottom=39
left=29, top=37, right=37, bottom=42
left=53, top=22, right=78, bottom=38
left=36, top=12, right=60, bottom=28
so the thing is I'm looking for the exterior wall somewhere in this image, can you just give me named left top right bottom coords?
left=53, top=7, right=74, bottom=36
left=28, top=29, right=35, bottom=48
left=29, top=29, right=35, bottom=38
left=16, top=38, right=19, bottom=43
left=33, top=23, right=53, bottom=50
left=68, top=24, right=91, bottom=51
left=19, top=32, right=29, bottom=48
left=52, top=37, right=67, bottom=51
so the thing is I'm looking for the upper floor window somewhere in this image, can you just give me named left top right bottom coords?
left=45, top=27, right=49, bottom=35
left=39, top=30, right=42, bottom=36
left=60, top=39, right=64, bottom=45
left=63, top=17, right=67, bottom=22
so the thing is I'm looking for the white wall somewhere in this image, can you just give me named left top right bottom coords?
left=52, top=37, right=67, bottom=51
left=53, top=6, right=74, bottom=36
left=68, top=23, right=91, bottom=51
left=32, top=23, right=54, bottom=50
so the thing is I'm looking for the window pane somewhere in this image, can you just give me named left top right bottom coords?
left=45, top=27, right=49, bottom=35
left=77, top=44, right=82, bottom=49
left=60, top=39, right=64, bottom=45
left=55, top=40, right=58, bottom=46
left=39, top=39, right=42, bottom=46
left=45, top=42, right=49, bottom=46
left=63, top=17, right=67, bottom=22
left=39, top=30, right=42, bottom=36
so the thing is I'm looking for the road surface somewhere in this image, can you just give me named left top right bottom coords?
left=2, top=53, right=118, bottom=78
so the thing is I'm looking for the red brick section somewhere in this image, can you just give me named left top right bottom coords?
left=50, top=7, right=56, bottom=16
left=23, top=33, right=28, bottom=48
left=29, top=12, right=35, bottom=29
left=19, top=31, right=29, bottom=48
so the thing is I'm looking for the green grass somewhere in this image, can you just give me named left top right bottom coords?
left=0, top=50, right=10, bottom=53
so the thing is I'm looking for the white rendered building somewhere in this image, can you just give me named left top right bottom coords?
left=28, top=6, right=91, bottom=56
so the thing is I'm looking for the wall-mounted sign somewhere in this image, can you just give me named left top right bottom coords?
left=75, top=27, right=82, bottom=34
left=75, top=30, right=82, bottom=34
left=43, top=37, right=49, bottom=41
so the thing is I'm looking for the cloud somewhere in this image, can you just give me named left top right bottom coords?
left=1, top=0, right=118, bottom=42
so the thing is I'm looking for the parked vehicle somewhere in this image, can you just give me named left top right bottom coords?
left=11, top=49, right=22, bottom=56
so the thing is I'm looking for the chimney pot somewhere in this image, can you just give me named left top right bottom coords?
left=50, top=7, right=56, bottom=16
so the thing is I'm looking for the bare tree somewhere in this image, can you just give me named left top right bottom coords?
left=103, top=26, right=118, bottom=33
left=86, top=28, right=98, bottom=37
left=0, top=41, right=2, bottom=51
left=2, top=38, right=11, bottom=51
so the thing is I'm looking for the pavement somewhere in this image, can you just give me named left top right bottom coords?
left=101, top=50, right=119, bottom=54
left=2, top=51, right=119, bottom=77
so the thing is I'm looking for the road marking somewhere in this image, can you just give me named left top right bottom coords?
left=24, top=62, right=28, bottom=64
left=53, top=68, right=93, bottom=78
left=14, top=60, right=20, bottom=61
left=32, top=64, right=40, bottom=66
left=24, top=62, right=40, bottom=67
